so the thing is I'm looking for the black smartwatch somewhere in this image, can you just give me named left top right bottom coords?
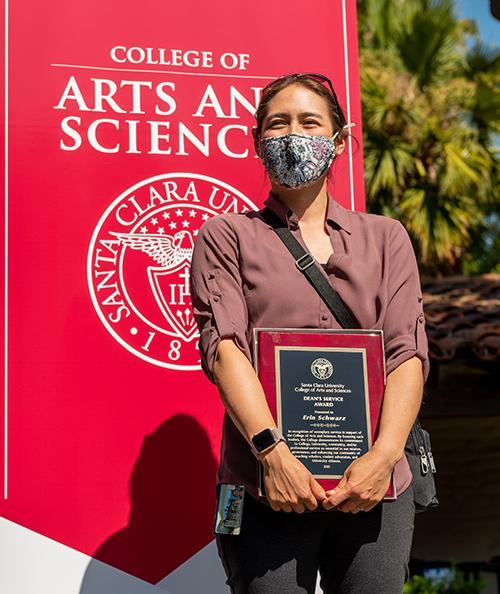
left=250, top=427, right=285, bottom=457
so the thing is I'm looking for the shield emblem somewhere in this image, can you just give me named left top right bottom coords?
left=148, top=263, right=198, bottom=341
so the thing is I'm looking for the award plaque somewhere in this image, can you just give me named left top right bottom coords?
left=253, top=328, right=396, bottom=500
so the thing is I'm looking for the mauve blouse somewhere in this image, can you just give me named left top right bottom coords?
left=189, top=191, right=430, bottom=500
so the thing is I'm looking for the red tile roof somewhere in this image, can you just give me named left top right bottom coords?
left=422, top=274, right=500, bottom=363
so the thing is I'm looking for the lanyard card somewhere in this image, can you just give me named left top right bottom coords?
left=214, top=484, right=246, bottom=535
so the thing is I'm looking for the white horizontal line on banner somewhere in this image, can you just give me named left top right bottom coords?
left=50, top=63, right=276, bottom=80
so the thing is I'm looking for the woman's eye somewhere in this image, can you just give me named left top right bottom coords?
left=269, top=121, right=285, bottom=128
left=303, top=120, right=319, bottom=126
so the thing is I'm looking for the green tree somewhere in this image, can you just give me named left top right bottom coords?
left=357, top=0, right=499, bottom=275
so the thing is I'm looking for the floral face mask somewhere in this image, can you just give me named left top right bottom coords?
left=258, top=123, right=355, bottom=189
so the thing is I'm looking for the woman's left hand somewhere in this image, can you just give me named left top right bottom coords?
left=321, top=447, right=396, bottom=513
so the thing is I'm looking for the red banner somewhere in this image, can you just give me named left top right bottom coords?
left=1, top=0, right=364, bottom=587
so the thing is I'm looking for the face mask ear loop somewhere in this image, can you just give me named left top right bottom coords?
left=332, top=122, right=356, bottom=142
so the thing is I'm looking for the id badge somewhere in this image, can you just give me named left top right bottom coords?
left=214, top=484, right=245, bottom=535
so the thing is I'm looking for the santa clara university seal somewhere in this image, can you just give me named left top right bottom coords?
left=87, top=173, right=257, bottom=369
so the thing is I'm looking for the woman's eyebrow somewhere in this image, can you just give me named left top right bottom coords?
left=266, top=112, right=290, bottom=120
left=266, top=111, right=325, bottom=120
left=300, top=111, right=324, bottom=119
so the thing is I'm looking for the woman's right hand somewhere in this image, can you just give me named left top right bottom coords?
left=260, top=441, right=327, bottom=513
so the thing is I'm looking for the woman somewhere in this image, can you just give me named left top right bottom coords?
left=189, top=73, right=429, bottom=594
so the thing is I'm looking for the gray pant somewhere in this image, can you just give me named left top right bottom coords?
left=216, top=483, right=415, bottom=594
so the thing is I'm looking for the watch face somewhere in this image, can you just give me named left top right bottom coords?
left=252, top=429, right=276, bottom=452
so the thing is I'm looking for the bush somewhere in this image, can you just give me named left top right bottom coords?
left=404, top=567, right=485, bottom=594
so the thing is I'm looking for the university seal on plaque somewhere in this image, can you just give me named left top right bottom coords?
left=310, top=357, right=334, bottom=380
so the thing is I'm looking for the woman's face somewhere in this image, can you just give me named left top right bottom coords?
left=260, top=83, right=335, bottom=139
left=254, top=83, right=345, bottom=158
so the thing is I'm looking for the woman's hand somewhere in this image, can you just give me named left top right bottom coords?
left=321, top=446, right=396, bottom=513
left=260, top=441, right=327, bottom=513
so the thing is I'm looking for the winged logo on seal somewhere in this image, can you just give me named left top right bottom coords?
left=111, top=230, right=197, bottom=341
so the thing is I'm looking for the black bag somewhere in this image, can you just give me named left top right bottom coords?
left=263, top=207, right=439, bottom=512
left=405, top=417, right=439, bottom=512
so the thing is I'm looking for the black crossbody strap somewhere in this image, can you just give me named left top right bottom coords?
left=263, top=207, right=357, bottom=329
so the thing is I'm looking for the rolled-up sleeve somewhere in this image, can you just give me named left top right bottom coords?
left=189, top=215, right=252, bottom=384
left=383, top=220, right=430, bottom=382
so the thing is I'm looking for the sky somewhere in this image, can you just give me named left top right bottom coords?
left=456, top=0, right=500, bottom=46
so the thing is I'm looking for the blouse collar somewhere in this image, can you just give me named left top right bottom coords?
left=263, top=191, right=352, bottom=234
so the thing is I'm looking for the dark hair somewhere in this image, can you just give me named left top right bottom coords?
left=254, top=74, right=348, bottom=138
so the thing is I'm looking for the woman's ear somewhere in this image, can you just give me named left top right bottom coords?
left=252, top=126, right=261, bottom=158
left=334, top=137, right=346, bottom=156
